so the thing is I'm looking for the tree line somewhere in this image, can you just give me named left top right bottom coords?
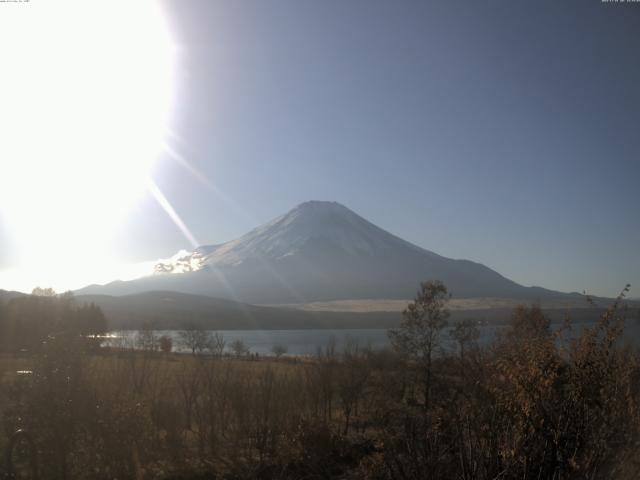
left=0, top=288, right=107, bottom=353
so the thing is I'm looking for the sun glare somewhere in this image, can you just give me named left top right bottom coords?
left=0, top=1, right=175, bottom=291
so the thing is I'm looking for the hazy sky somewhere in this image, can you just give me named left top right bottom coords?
left=2, top=1, right=639, bottom=297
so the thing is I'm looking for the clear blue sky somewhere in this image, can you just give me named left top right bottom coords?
left=112, top=1, right=638, bottom=298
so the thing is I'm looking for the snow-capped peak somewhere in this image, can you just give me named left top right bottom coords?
left=154, top=200, right=426, bottom=274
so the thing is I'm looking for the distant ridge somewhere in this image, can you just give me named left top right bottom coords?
left=75, top=291, right=620, bottom=331
left=0, top=289, right=26, bottom=302
left=76, top=201, right=587, bottom=304
left=76, top=291, right=401, bottom=330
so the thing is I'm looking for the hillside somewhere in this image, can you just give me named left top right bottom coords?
left=75, top=290, right=625, bottom=331
left=76, top=291, right=400, bottom=330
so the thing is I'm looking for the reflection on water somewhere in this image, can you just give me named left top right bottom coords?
left=106, top=321, right=640, bottom=356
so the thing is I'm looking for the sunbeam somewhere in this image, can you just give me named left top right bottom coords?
left=148, top=181, right=200, bottom=249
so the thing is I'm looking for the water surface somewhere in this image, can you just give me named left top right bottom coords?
left=107, top=321, right=640, bottom=356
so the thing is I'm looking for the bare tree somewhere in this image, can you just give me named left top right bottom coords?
left=310, top=337, right=338, bottom=421
left=230, top=339, right=249, bottom=358
left=175, top=361, right=201, bottom=431
left=450, top=319, right=480, bottom=362
left=337, top=338, right=371, bottom=434
left=159, top=335, right=173, bottom=354
left=208, top=332, right=226, bottom=357
left=270, top=343, right=288, bottom=358
left=388, top=280, right=450, bottom=410
left=178, top=326, right=212, bottom=355
left=136, top=324, right=158, bottom=352
left=31, top=286, right=57, bottom=297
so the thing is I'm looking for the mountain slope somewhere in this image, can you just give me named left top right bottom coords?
left=76, top=291, right=400, bottom=330
left=76, top=291, right=622, bottom=330
left=0, top=289, right=27, bottom=302
left=77, top=201, right=582, bottom=304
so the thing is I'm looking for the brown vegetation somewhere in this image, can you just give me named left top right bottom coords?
left=0, top=283, right=638, bottom=479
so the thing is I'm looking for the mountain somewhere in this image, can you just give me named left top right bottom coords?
left=76, top=291, right=401, bottom=330
left=77, top=200, right=584, bottom=304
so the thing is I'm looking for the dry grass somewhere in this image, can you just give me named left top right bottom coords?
left=0, top=293, right=639, bottom=479
left=273, top=296, right=601, bottom=313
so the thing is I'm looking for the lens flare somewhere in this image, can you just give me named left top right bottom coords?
left=0, top=0, right=175, bottom=291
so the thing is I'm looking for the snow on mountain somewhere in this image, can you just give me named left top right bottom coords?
left=154, top=249, right=206, bottom=274
left=156, top=201, right=435, bottom=272
left=76, top=201, right=582, bottom=304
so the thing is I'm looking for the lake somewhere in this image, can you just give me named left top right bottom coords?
left=106, top=320, right=640, bottom=356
